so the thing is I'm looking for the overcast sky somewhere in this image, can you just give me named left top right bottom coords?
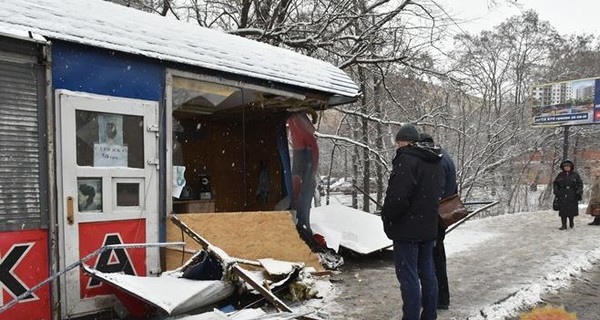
left=441, top=0, right=600, bottom=36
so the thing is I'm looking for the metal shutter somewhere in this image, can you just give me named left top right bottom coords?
left=0, top=36, right=48, bottom=231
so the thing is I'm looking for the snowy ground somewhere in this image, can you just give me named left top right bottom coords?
left=442, top=209, right=600, bottom=319
left=308, top=204, right=600, bottom=320
left=171, top=198, right=599, bottom=320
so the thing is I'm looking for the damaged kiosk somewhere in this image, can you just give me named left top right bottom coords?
left=0, top=0, right=359, bottom=319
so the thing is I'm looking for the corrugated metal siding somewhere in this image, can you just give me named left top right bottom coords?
left=0, top=39, right=47, bottom=230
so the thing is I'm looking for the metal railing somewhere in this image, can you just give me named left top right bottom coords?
left=0, top=242, right=185, bottom=314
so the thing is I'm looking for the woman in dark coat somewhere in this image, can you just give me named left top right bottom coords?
left=553, top=160, right=583, bottom=230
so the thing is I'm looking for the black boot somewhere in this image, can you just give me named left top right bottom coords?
left=560, top=217, right=567, bottom=230
left=569, top=218, right=574, bottom=229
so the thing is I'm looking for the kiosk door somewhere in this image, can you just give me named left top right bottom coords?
left=56, top=90, right=160, bottom=317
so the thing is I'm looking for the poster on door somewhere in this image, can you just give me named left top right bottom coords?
left=0, top=229, right=51, bottom=320
left=93, top=114, right=128, bottom=167
left=78, top=220, right=146, bottom=299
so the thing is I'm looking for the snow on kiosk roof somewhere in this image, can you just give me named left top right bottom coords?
left=0, top=0, right=359, bottom=103
left=0, top=25, right=46, bottom=43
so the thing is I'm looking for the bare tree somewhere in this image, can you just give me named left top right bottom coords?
left=442, top=10, right=600, bottom=214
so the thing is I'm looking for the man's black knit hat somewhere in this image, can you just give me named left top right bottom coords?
left=395, top=123, right=420, bottom=142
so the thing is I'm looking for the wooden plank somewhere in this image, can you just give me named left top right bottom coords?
left=166, top=211, right=323, bottom=271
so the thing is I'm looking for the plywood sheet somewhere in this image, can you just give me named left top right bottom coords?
left=166, top=211, right=323, bottom=271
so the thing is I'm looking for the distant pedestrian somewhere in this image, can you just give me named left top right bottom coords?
left=420, top=133, right=457, bottom=310
left=553, top=159, right=583, bottom=230
left=381, top=123, right=443, bottom=320
left=585, top=172, right=600, bottom=226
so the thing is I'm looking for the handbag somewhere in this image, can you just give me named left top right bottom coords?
left=438, top=193, right=468, bottom=229
left=552, top=197, right=559, bottom=211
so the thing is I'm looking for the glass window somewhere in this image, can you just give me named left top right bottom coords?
left=116, top=183, right=140, bottom=207
left=76, top=110, right=144, bottom=168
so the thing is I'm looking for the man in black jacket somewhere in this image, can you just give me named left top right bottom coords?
left=381, top=124, right=443, bottom=320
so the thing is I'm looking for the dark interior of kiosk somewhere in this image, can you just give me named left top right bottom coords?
left=171, top=77, right=292, bottom=213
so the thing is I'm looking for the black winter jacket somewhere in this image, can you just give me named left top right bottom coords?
left=381, top=143, right=443, bottom=241
left=553, top=170, right=583, bottom=218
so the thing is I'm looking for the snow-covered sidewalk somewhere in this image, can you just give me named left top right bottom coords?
left=442, top=209, right=600, bottom=319
left=314, top=208, right=600, bottom=320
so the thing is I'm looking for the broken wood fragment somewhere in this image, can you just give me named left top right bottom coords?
left=169, top=213, right=322, bottom=320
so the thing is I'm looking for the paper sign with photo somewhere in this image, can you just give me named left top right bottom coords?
left=98, top=113, right=123, bottom=145
left=172, top=166, right=186, bottom=198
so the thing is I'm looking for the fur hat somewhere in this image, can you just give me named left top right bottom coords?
left=560, top=159, right=574, bottom=170
left=395, top=123, right=420, bottom=142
